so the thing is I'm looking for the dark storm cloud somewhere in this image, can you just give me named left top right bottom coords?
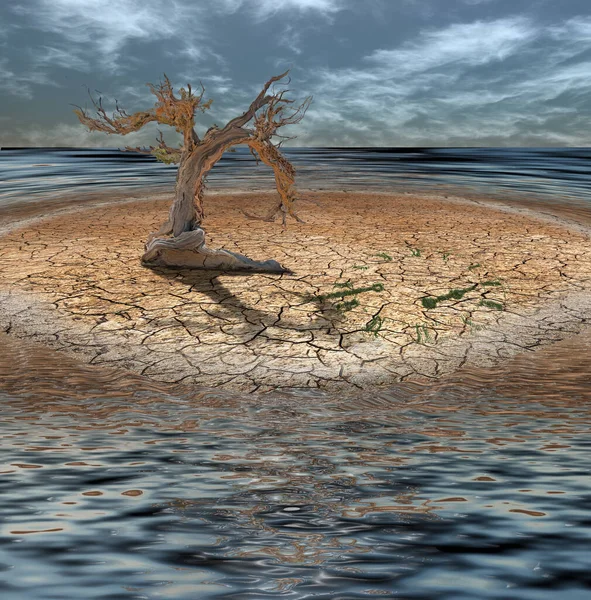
left=0, top=0, right=588, bottom=147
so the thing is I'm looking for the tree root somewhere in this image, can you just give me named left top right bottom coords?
left=141, top=228, right=292, bottom=273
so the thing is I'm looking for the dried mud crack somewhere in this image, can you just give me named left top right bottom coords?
left=1, top=190, right=591, bottom=394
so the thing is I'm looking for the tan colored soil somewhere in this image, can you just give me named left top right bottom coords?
left=1, top=190, right=590, bottom=393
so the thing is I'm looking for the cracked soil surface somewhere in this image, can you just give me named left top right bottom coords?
left=1, top=190, right=590, bottom=394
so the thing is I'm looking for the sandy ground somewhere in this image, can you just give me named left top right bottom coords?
left=1, top=189, right=591, bottom=394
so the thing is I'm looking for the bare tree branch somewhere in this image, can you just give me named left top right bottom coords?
left=71, top=85, right=158, bottom=135
left=73, top=75, right=213, bottom=152
left=120, top=130, right=182, bottom=164
left=240, top=139, right=306, bottom=228
left=73, top=70, right=312, bottom=271
left=222, top=69, right=292, bottom=131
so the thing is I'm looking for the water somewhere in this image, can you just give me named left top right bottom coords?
left=1, top=146, right=591, bottom=210
left=1, top=331, right=590, bottom=599
left=1, top=147, right=591, bottom=599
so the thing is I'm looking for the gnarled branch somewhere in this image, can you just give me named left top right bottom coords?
left=121, top=130, right=183, bottom=164
left=71, top=85, right=158, bottom=135
left=222, top=69, right=292, bottom=131
left=147, top=73, right=212, bottom=151
left=240, top=140, right=305, bottom=228
left=232, top=77, right=312, bottom=228
left=73, top=75, right=213, bottom=153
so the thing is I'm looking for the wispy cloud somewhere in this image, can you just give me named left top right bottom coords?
left=305, top=16, right=538, bottom=116
left=365, top=17, right=537, bottom=75
left=7, top=0, right=346, bottom=92
left=31, top=46, right=89, bottom=71
left=462, top=0, right=498, bottom=5
left=277, top=25, right=304, bottom=55
left=12, top=0, right=208, bottom=73
left=0, top=58, right=59, bottom=100
left=297, top=15, right=591, bottom=145
left=219, top=0, right=345, bottom=21
left=9, top=121, right=170, bottom=148
left=12, top=0, right=347, bottom=74
left=2, top=2, right=590, bottom=146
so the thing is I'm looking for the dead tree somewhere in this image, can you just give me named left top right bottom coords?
left=73, top=71, right=312, bottom=272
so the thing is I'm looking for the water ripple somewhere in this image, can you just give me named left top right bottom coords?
left=1, top=330, right=590, bottom=598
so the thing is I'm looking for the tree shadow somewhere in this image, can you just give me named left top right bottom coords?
left=147, top=265, right=349, bottom=333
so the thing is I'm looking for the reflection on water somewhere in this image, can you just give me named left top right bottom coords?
left=1, top=330, right=590, bottom=599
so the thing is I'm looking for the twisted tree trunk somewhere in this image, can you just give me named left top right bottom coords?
left=141, top=133, right=289, bottom=273
left=73, top=70, right=310, bottom=274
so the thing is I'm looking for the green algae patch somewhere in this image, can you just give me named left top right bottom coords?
left=421, top=283, right=479, bottom=309
left=479, top=299, right=504, bottom=310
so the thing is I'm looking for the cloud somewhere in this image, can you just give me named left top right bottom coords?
left=365, top=17, right=537, bottom=75
left=0, top=58, right=59, bottom=100
left=297, top=15, right=591, bottom=145
left=10, top=121, right=177, bottom=149
left=3, top=3, right=590, bottom=147
left=307, top=16, right=538, bottom=113
left=254, top=0, right=344, bottom=18
left=9, top=0, right=346, bottom=83
left=547, top=16, right=591, bottom=52
left=277, top=25, right=304, bottom=55
left=31, top=46, right=89, bottom=71
left=217, top=0, right=345, bottom=21
left=462, top=0, right=498, bottom=5
left=12, top=0, right=210, bottom=73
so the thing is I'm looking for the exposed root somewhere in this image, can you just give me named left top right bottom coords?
left=74, top=70, right=311, bottom=271
left=141, top=227, right=292, bottom=273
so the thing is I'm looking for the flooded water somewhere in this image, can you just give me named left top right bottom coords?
left=1, top=331, right=590, bottom=599
left=1, top=147, right=591, bottom=598
left=1, top=146, right=591, bottom=210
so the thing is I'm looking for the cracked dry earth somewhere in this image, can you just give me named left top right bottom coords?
left=1, top=190, right=591, bottom=394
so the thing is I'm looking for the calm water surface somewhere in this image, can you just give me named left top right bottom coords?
left=1, top=146, right=591, bottom=209
left=1, top=147, right=591, bottom=599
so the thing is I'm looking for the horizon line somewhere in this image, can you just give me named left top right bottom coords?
left=2, top=145, right=589, bottom=151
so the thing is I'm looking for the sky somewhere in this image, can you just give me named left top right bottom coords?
left=0, top=0, right=589, bottom=148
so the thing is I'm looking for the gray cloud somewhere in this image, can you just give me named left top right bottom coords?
left=31, top=46, right=90, bottom=71
left=1, top=1, right=589, bottom=147
left=365, top=17, right=538, bottom=73
left=296, top=14, right=591, bottom=146
left=217, top=0, right=345, bottom=21
left=0, top=57, right=60, bottom=101
left=11, top=0, right=210, bottom=74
